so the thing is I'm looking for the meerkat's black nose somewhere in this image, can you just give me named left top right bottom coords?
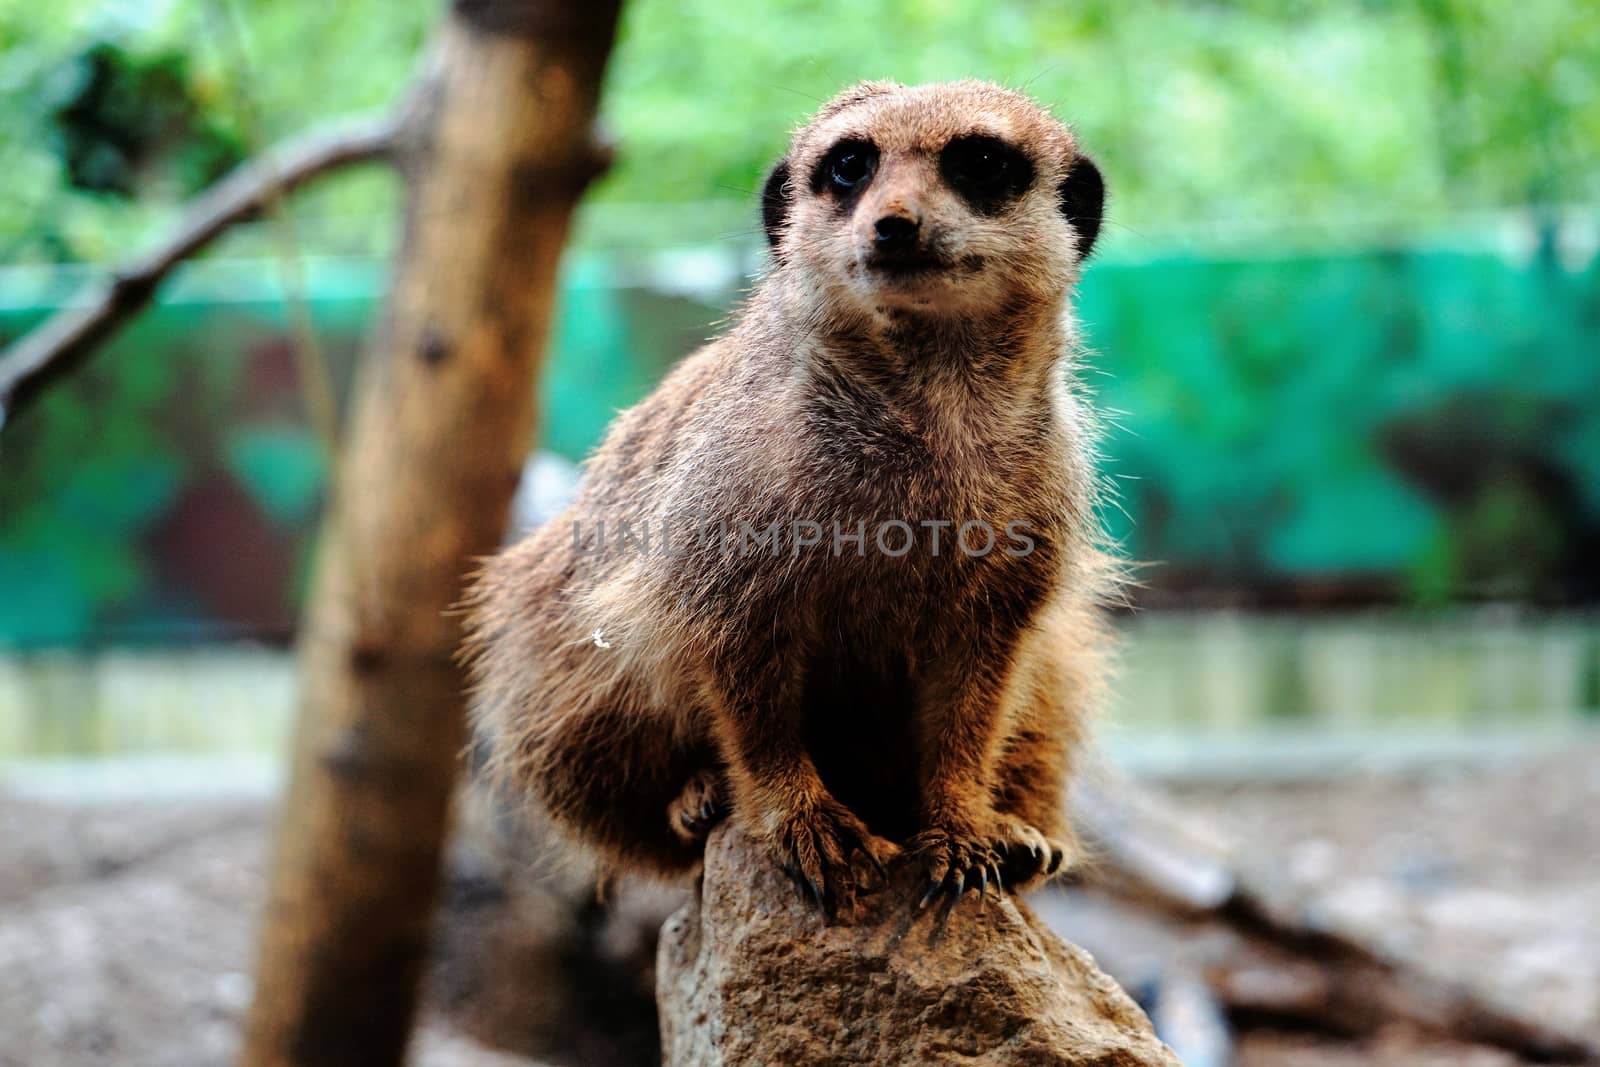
left=874, top=214, right=920, bottom=248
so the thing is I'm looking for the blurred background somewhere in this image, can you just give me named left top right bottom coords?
left=0, top=2, right=1596, bottom=1066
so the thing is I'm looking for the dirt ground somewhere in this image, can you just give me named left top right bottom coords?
left=1168, top=742, right=1600, bottom=1065
left=0, top=795, right=543, bottom=1067
left=1, top=741, right=1596, bottom=1067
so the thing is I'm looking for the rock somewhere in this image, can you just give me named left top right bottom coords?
left=657, top=823, right=1183, bottom=1067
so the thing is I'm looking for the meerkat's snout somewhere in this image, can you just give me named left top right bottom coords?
left=872, top=212, right=919, bottom=253
left=861, top=179, right=944, bottom=279
left=848, top=154, right=972, bottom=303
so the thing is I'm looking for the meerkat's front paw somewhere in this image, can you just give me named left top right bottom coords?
left=668, top=767, right=726, bottom=843
left=772, top=796, right=897, bottom=920
left=908, top=821, right=1008, bottom=909
left=992, top=817, right=1071, bottom=889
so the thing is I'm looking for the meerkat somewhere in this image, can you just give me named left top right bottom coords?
left=464, top=79, right=1115, bottom=915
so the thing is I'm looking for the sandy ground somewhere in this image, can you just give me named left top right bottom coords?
left=1, top=742, right=1597, bottom=1066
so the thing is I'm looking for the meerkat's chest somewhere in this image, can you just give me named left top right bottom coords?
left=812, top=452, right=1070, bottom=636
left=814, top=422, right=1068, bottom=542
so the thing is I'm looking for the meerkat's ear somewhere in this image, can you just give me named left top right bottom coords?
left=761, top=158, right=793, bottom=255
left=1057, top=154, right=1104, bottom=260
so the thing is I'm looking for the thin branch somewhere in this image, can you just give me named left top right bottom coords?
left=0, top=113, right=400, bottom=430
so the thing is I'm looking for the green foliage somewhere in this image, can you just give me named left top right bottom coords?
left=0, top=0, right=419, bottom=263
left=2, top=0, right=1597, bottom=262
left=46, top=40, right=246, bottom=199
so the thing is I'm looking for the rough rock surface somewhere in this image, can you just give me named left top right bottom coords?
left=657, top=823, right=1182, bottom=1067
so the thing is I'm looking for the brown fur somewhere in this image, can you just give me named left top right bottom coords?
left=463, top=80, right=1117, bottom=912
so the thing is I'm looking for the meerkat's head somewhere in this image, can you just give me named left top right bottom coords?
left=761, top=80, right=1104, bottom=319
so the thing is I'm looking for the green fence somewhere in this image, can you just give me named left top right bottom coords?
left=1, top=233, right=1597, bottom=646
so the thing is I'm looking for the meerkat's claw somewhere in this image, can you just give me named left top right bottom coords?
left=807, top=877, right=830, bottom=918
left=910, top=825, right=1001, bottom=907
left=992, top=822, right=1069, bottom=889
left=779, top=859, right=829, bottom=917
left=861, top=844, right=890, bottom=884
left=668, top=768, right=726, bottom=844
left=838, top=823, right=893, bottom=886
left=773, top=797, right=888, bottom=919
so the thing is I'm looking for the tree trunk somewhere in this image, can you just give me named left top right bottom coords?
left=239, top=4, right=622, bottom=1065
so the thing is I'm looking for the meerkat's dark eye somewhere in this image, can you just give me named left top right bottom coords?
left=946, top=140, right=1010, bottom=187
left=817, top=140, right=878, bottom=195
left=831, top=151, right=870, bottom=187
left=940, top=135, right=1034, bottom=213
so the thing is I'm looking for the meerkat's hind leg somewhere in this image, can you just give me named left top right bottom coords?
left=989, top=723, right=1079, bottom=890
left=667, top=765, right=728, bottom=844
left=988, top=611, right=1104, bottom=890
left=529, top=699, right=720, bottom=877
